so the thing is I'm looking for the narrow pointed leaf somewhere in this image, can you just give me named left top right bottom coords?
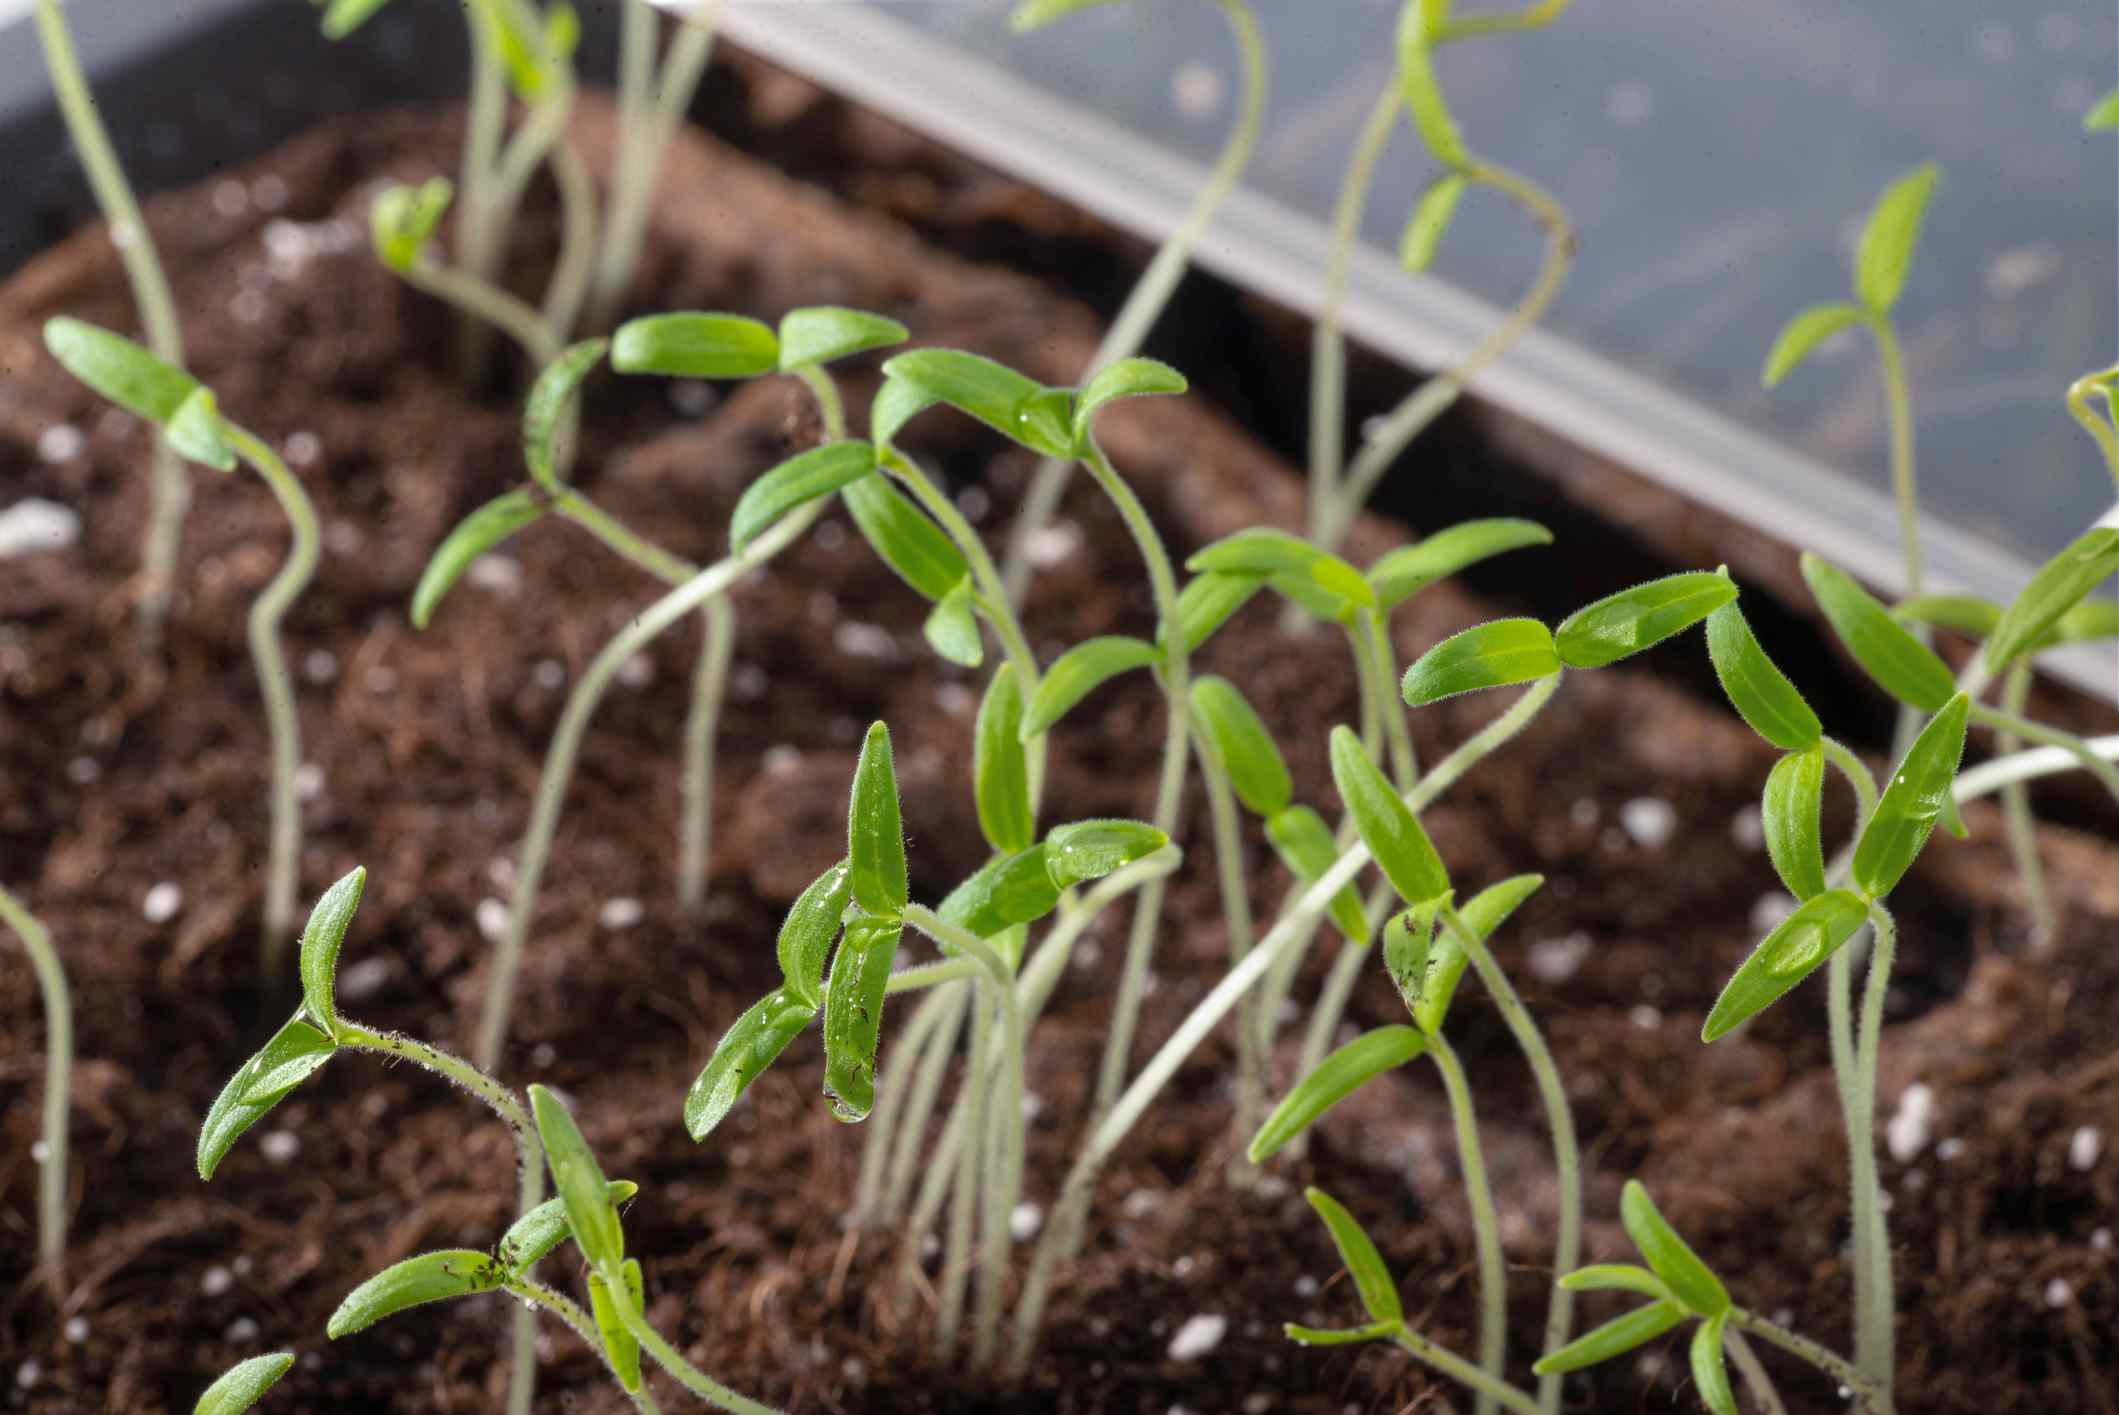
left=1893, top=594, right=2001, bottom=640
left=683, top=987, right=817, bottom=1141
left=879, top=349, right=1071, bottom=457
left=776, top=307, right=909, bottom=371
left=297, top=866, right=366, bottom=1040
left=729, top=440, right=876, bottom=553
left=1620, top=1180, right=1729, bottom=1316
left=922, top=577, right=984, bottom=668
left=1801, top=554, right=1955, bottom=711
left=1172, top=571, right=1265, bottom=652
left=589, top=1261, right=644, bottom=1392
left=1190, top=676, right=1293, bottom=818
left=1706, top=599, right=1821, bottom=750
left=44, top=317, right=199, bottom=424
left=1383, top=901, right=1440, bottom=1022
left=1021, top=635, right=1160, bottom=737
left=163, top=387, right=236, bottom=472
left=1532, top=1300, right=1687, bottom=1375
left=610, top=313, right=779, bottom=379
left=1188, top=528, right=1342, bottom=582
left=869, top=375, right=937, bottom=447
left=1304, top=1187, right=1404, bottom=1327
left=1416, top=875, right=1542, bottom=1036
left=1702, top=888, right=1868, bottom=1042
left=848, top=722, right=907, bottom=916
left=1557, top=1264, right=1673, bottom=1300
left=1984, top=527, right=2119, bottom=673
left=522, top=340, right=608, bottom=487
left=412, top=490, right=546, bottom=629
left=938, top=845, right=1063, bottom=938
left=1072, top=357, right=1186, bottom=443
left=2088, top=89, right=2119, bottom=131
left=199, top=1016, right=336, bottom=1179
left=1851, top=693, right=1969, bottom=899
left=1329, top=727, right=1449, bottom=906
left=1395, top=12, right=1466, bottom=166
left=194, top=1353, right=294, bottom=1415
left=327, top=1249, right=506, bottom=1338
left=1268, top=566, right=1365, bottom=624
left=1265, top=805, right=1370, bottom=944
left=1855, top=163, right=1939, bottom=312
left=1250, top=1027, right=1426, bottom=1161
left=529, top=1085, right=624, bottom=1270
left=1761, top=303, right=1865, bottom=387
left=1761, top=748, right=1827, bottom=900
left=1691, top=1315, right=1738, bottom=1415
left=974, top=665, right=1035, bottom=852
left=1368, top=519, right=1552, bottom=609
left=842, top=474, right=966, bottom=603
left=776, top=860, right=852, bottom=1008
left=1556, top=572, right=1736, bottom=669
left=1043, top=819, right=1169, bottom=889
left=1402, top=618, right=1561, bottom=705
left=820, top=917, right=903, bottom=1122
left=1399, top=172, right=1467, bottom=272
left=1285, top=1320, right=1401, bottom=1346
left=499, top=1181, right=639, bottom=1273
left=367, top=178, right=452, bottom=272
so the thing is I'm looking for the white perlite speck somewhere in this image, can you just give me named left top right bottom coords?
left=1528, top=932, right=1592, bottom=984
left=0, top=499, right=82, bottom=559
left=1886, top=1083, right=1936, bottom=1163
left=338, top=957, right=391, bottom=1002
left=37, top=424, right=85, bottom=464
left=476, top=898, right=511, bottom=944
left=201, top=1265, right=233, bottom=1297
left=295, top=763, right=326, bottom=803
left=1750, top=891, right=1797, bottom=933
left=1023, top=522, right=1083, bottom=569
left=833, top=622, right=896, bottom=661
left=1619, top=797, right=1676, bottom=849
left=142, top=882, right=184, bottom=924
left=63, top=1317, right=88, bottom=1344
left=467, top=554, right=523, bottom=595
left=1730, top=804, right=1765, bottom=850
left=2068, top=1126, right=2102, bottom=1171
left=1010, top=1202, right=1043, bottom=1241
left=600, top=897, right=645, bottom=931
left=259, top=1131, right=300, bottom=1164
left=16, top=1360, right=38, bottom=1390
left=2044, top=1278, right=2073, bottom=1308
left=1166, top=1314, right=1227, bottom=1361
left=2090, top=1228, right=2111, bottom=1252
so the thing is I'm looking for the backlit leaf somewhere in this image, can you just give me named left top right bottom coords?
left=1851, top=693, right=1969, bottom=900
left=1761, top=748, right=1827, bottom=901
left=1395, top=9, right=1466, bottom=166
left=938, top=845, right=1063, bottom=938
left=1072, top=357, right=1186, bottom=444
left=1892, top=594, right=2001, bottom=640
left=1855, top=163, right=1939, bottom=313
left=1761, top=302, right=1865, bottom=388
left=327, top=1249, right=506, bottom=1339
left=842, top=474, right=967, bottom=603
left=1401, top=618, right=1561, bottom=705
left=1801, top=554, right=1955, bottom=711
left=1021, top=635, right=1160, bottom=737
left=319, top=0, right=395, bottom=39
left=198, top=1016, right=336, bottom=1179
left=367, top=178, right=452, bottom=273
left=1701, top=888, right=1869, bottom=1042
left=1555, top=572, right=1735, bottom=669
left=848, top=722, right=907, bottom=916
left=297, top=866, right=366, bottom=1040
left=163, top=388, right=235, bottom=472
left=1984, top=527, right=2119, bottom=673
left=1705, top=598, right=1821, bottom=750
left=610, top=312, right=779, bottom=380
left=588, top=1263, right=643, bottom=1392
left=1691, top=1315, right=1737, bottom=1415
left=522, top=339, right=608, bottom=488
left=411, top=490, right=546, bottom=629
left=1043, top=819, right=1169, bottom=889
left=776, top=307, right=909, bottom=371
left=1249, top=1026, right=1426, bottom=1161
left=1329, top=727, right=1449, bottom=906
left=1620, top=1179, right=1729, bottom=1316
left=529, top=1084, right=624, bottom=1270
left=683, top=988, right=817, bottom=1141
left=1367, top=519, right=1551, bottom=609
left=821, top=917, right=903, bottom=1122
left=2087, top=89, right=2119, bottom=131
left=1190, top=676, right=1293, bottom=818
left=974, top=664, right=1036, bottom=852
left=1304, top=1187, right=1404, bottom=1327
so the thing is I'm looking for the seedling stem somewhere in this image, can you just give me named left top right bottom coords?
left=0, top=887, right=68, bottom=1294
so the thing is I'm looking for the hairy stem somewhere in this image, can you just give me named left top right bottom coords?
left=0, top=888, right=67, bottom=1294
left=1818, top=734, right=1880, bottom=1316
left=1968, top=702, right=2119, bottom=808
left=1729, top=1307, right=1887, bottom=1415
left=1429, top=1035, right=1507, bottom=1415
left=934, top=979, right=991, bottom=1361
left=1390, top=1327, right=1541, bottom=1415
left=505, top=1278, right=661, bottom=1415
left=855, top=981, right=962, bottom=1223
left=1194, top=734, right=1263, bottom=1162
left=604, top=1274, right=783, bottom=1415
left=1850, top=901, right=1897, bottom=1394
left=679, top=598, right=734, bottom=914
left=1953, top=734, right=2119, bottom=801
left=1723, top=1327, right=1789, bottom=1415
left=1996, top=665, right=2054, bottom=948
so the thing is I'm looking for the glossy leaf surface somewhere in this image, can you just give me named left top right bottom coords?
left=1761, top=747, right=1827, bottom=900
left=728, top=440, right=876, bottom=553
left=412, top=490, right=546, bottom=630
left=1705, top=599, right=1821, bottom=750
left=848, top=722, right=908, bottom=916
left=879, top=349, right=1070, bottom=457
left=1190, top=676, right=1293, bottom=818
left=1851, top=693, right=1969, bottom=899
left=1401, top=618, right=1561, bottom=705
left=198, top=1016, right=336, bottom=1179
left=1043, top=819, right=1169, bottom=890
left=684, top=988, right=817, bottom=1141
left=1701, top=888, right=1869, bottom=1042
left=1554, top=572, right=1735, bottom=669
left=1802, top=554, right=1955, bottom=711
left=327, top=1249, right=505, bottom=1338
left=610, top=313, right=778, bottom=379
left=297, top=866, right=366, bottom=1040
left=821, top=917, right=903, bottom=1122
left=938, top=845, right=1063, bottom=938
left=1249, top=1026, right=1426, bottom=1162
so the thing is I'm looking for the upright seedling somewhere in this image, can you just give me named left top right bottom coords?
left=1, top=886, right=69, bottom=1294
left=43, top=320, right=319, bottom=965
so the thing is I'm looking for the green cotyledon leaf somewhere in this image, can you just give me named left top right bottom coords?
left=1761, top=747, right=1827, bottom=901
left=1020, top=635, right=1160, bottom=737
left=1401, top=618, right=1561, bottom=705
left=973, top=663, right=1035, bottom=852
left=326, top=1249, right=507, bottom=1339
left=1705, top=596, right=1822, bottom=751
left=1801, top=553, right=1955, bottom=711
left=1851, top=693, right=1970, bottom=900
left=776, top=860, right=852, bottom=1009
left=1554, top=572, right=1736, bottom=669
left=1854, top=163, right=1939, bottom=313
left=411, top=490, right=547, bottom=630
left=683, top=987, right=817, bottom=1141
left=728, top=440, right=878, bottom=554
left=841, top=473, right=967, bottom=604
left=820, top=916, right=903, bottom=1122
left=198, top=1015, right=336, bottom=1180
left=1248, top=1026, right=1426, bottom=1162
left=848, top=722, right=907, bottom=917
left=1329, top=726, right=1449, bottom=906
left=1189, top=675, right=1294, bottom=819
left=529, top=1085, right=624, bottom=1271
left=1701, top=888, right=1869, bottom=1042
left=1303, top=1187, right=1404, bottom=1327
left=499, top=1180, right=639, bottom=1273
left=610, top=312, right=778, bottom=379
left=1619, top=1179, right=1729, bottom=1317
left=193, top=1353, right=295, bottom=1415
left=1264, top=805, right=1369, bottom=945
left=1984, top=526, right=2119, bottom=674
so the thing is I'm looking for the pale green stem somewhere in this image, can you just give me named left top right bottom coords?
left=452, top=11, right=509, bottom=380
left=588, top=3, right=721, bottom=331
left=477, top=500, right=825, bottom=1070
left=1389, top=1327, right=1541, bottom=1415
left=33, top=0, right=189, bottom=646
left=2064, top=368, right=2119, bottom=487
left=505, top=1278, right=662, bottom=1415
left=1363, top=608, right=1420, bottom=786
left=1002, top=0, right=1266, bottom=601
left=854, top=981, right=962, bottom=1224
left=1729, top=1307, right=1888, bottom=1415
left=602, top=1269, right=783, bottom=1415
left=1007, top=675, right=1560, bottom=1375
left=490, top=84, right=575, bottom=252
left=540, top=141, right=600, bottom=346
left=0, top=888, right=67, bottom=1294
left=1193, top=734, right=1262, bottom=1162
left=878, top=979, right=973, bottom=1226
left=679, top=598, right=733, bottom=915
left=1818, top=735, right=1881, bottom=1330
left=1850, top=901, right=1897, bottom=1395
left=1439, top=904, right=1577, bottom=1415
left=1996, top=665, right=2054, bottom=948
left=553, top=491, right=698, bottom=584
left=1869, top=317, right=1926, bottom=762
left=934, top=976, right=989, bottom=1362
left=1724, top=1327, right=1789, bottom=1415
left=1969, top=703, right=2119, bottom=807
left=400, top=257, right=561, bottom=365
left=1429, top=1034, right=1507, bottom=1415
left=1954, top=734, right=2119, bottom=800
left=223, top=427, right=317, bottom=968
left=506, top=1158, right=547, bottom=1415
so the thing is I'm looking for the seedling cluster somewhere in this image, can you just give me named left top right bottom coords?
left=7, top=0, right=2114, bottom=1412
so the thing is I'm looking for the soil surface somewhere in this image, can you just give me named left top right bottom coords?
left=0, top=66, right=2115, bottom=1415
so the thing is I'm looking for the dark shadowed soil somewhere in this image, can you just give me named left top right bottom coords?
left=0, top=65, right=2114, bottom=1415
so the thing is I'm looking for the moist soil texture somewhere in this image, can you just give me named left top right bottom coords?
left=0, top=64, right=2115, bottom=1415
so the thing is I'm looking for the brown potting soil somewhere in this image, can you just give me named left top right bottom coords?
left=0, top=65, right=2114, bottom=1415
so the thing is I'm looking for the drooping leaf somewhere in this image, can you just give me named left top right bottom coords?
left=44, top=317, right=199, bottom=425
left=879, top=349, right=1072, bottom=457
left=683, top=988, right=818, bottom=1141
left=1555, top=572, right=1736, bottom=669
left=1189, top=676, right=1294, bottom=818
left=1984, top=527, right=2119, bottom=673
left=1761, top=302, right=1865, bottom=388
left=841, top=474, right=967, bottom=603
left=1761, top=748, right=1827, bottom=901
left=1264, top=805, right=1370, bottom=945
left=775, top=860, right=852, bottom=1009
left=1172, top=572, right=1266, bottom=653
left=194, top=1353, right=295, bottom=1415
left=729, top=442, right=877, bottom=554
left=1801, top=554, right=1955, bottom=711
left=1248, top=1026, right=1427, bottom=1162
left=1043, top=819, right=1169, bottom=890
left=1854, top=163, right=1939, bottom=313
left=938, top=845, right=1064, bottom=938
left=1329, top=727, right=1449, bottom=906
left=367, top=178, right=453, bottom=273
left=1705, top=598, right=1822, bottom=750
left=521, top=339, right=608, bottom=488
left=499, top=1180, right=639, bottom=1274
left=1690, top=1314, right=1738, bottom=1415
left=974, top=665, right=1036, bottom=852
left=1532, top=1300, right=1688, bottom=1375
left=1701, top=888, right=1869, bottom=1042
left=327, top=1249, right=506, bottom=1339
left=1304, top=1187, right=1405, bottom=1327
left=776, top=307, right=909, bottom=371
left=1367, top=519, right=1552, bottom=609
left=1401, top=618, right=1561, bottom=706
left=848, top=722, right=907, bottom=917
left=163, top=387, right=236, bottom=472
left=1556, top=1264, right=1673, bottom=1300
left=297, top=866, right=366, bottom=1040
left=820, top=916, right=903, bottom=1122
left=1021, top=635, right=1160, bottom=737
left=1620, top=1179, right=1729, bottom=1316
left=610, top=312, right=779, bottom=380
left=198, top=1016, right=337, bottom=1180
left=922, top=576, right=984, bottom=668
left=1071, top=357, right=1186, bottom=444
left=589, top=1261, right=644, bottom=1393
left=1416, top=874, right=1542, bottom=1037
left=529, top=1084, right=625, bottom=1270
left=1399, top=172, right=1467, bottom=272
left=1850, top=693, right=1970, bottom=900
left=411, top=490, right=546, bottom=630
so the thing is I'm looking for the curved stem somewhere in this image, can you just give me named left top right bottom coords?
left=224, top=426, right=319, bottom=967
left=341, top=1021, right=534, bottom=1139
left=1390, top=1326, right=1541, bottom=1415
left=1292, top=882, right=1395, bottom=1090
left=1724, top=1327, right=1789, bottom=1415
left=1363, top=608, right=1419, bottom=786
left=605, top=1274, right=783, bottom=1415
left=879, top=979, right=974, bottom=1227
left=490, top=86, right=574, bottom=249
left=505, top=1278, right=661, bottom=1414
left=1849, top=901, right=1897, bottom=1395
left=1996, top=665, right=2054, bottom=949
left=1431, top=0, right=1574, bottom=43
left=2064, top=367, right=2119, bottom=487
left=401, top=257, right=561, bottom=365
left=1003, top=0, right=1267, bottom=600
left=679, top=598, right=734, bottom=914
left=1969, top=703, right=2119, bottom=808
left=0, top=888, right=68, bottom=1295
left=505, top=1155, right=546, bottom=1415
left=1428, top=1035, right=1507, bottom=1415
left=854, top=981, right=961, bottom=1223
left=540, top=139, right=600, bottom=346
left=1730, top=1308, right=1887, bottom=1415
left=554, top=491, right=698, bottom=584
left=33, top=0, right=190, bottom=644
